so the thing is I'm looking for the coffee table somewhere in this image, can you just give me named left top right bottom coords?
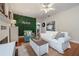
left=30, top=39, right=48, bottom=56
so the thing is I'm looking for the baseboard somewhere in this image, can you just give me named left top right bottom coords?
left=70, top=40, right=79, bottom=44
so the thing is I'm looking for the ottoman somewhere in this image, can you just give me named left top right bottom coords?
left=30, top=39, right=48, bottom=56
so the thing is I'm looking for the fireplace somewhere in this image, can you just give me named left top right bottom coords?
left=0, top=37, right=8, bottom=44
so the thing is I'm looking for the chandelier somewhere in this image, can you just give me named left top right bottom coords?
left=41, top=3, right=55, bottom=13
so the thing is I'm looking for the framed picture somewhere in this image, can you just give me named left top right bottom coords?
left=42, top=22, right=45, bottom=27
left=46, top=21, right=55, bottom=31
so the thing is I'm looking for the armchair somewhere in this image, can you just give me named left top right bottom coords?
left=40, top=31, right=71, bottom=54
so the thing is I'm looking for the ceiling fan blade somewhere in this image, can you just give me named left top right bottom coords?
left=48, top=3, right=54, bottom=7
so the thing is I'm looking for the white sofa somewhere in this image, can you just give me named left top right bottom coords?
left=40, top=31, right=71, bottom=54
left=0, top=42, right=16, bottom=56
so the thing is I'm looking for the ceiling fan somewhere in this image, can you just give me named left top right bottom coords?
left=41, top=3, right=55, bottom=13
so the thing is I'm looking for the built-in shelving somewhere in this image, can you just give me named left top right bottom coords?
left=0, top=12, right=11, bottom=43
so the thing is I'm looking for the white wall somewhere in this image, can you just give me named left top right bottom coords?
left=40, top=15, right=55, bottom=33
left=54, top=6, right=79, bottom=42
left=45, top=16, right=54, bottom=24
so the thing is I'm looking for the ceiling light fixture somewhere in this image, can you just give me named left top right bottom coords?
left=41, top=3, right=55, bottom=13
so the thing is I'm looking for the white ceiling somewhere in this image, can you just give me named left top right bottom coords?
left=9, top=3, right=79, bottom=19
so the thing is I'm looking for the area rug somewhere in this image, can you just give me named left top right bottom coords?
left=17, top=43, right=62, bottom=56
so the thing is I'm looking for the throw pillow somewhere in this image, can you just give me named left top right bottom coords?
left=55, top=32, right=65, bottom=39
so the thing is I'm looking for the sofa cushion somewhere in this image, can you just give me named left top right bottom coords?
left=55, top=32, right=65, bottom=39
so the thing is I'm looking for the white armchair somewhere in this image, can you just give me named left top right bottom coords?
left=40, top=31, right=71, bottom=54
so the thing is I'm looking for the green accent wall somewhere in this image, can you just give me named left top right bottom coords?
left=13, top=14, right=36, bottom=36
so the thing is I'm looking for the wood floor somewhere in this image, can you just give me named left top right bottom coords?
left=64, top=42, right=79, bottom=56
left=16, top=37, right=79, bottom=56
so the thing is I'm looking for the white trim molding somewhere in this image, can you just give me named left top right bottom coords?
left=70, top=40, right=79, bottom=44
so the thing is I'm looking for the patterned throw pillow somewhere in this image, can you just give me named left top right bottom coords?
left=55, top=32, right=65, bottom=39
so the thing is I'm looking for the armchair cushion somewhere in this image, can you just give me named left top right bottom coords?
left=58, top=37, right=67, bottom=43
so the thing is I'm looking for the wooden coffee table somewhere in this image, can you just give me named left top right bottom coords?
left=30, top=38, right=48, bottom=56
